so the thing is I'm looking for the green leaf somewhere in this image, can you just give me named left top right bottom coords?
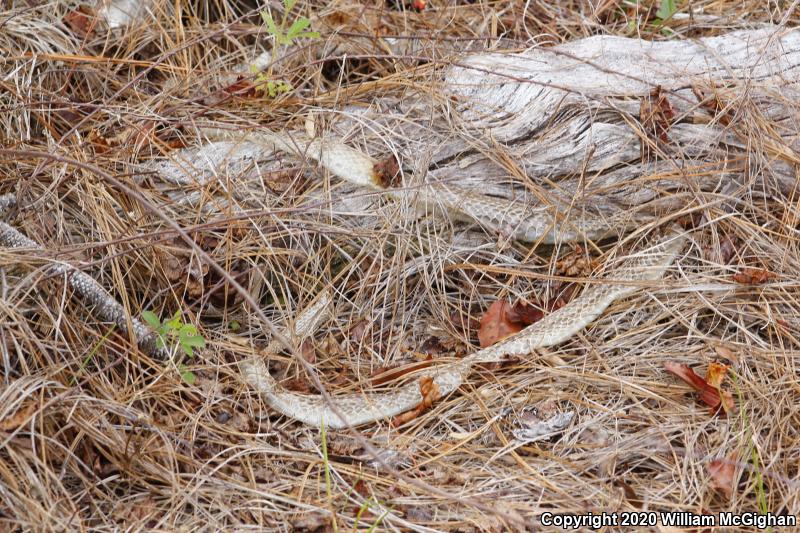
left=166, top=310, right=182, bottom=331
left=656, top=0, right=677, bottom=20
left=180, top=335, right=206, bottom=348
left=295, top=30, right=319, bottom=41
left=181, top=368, right=196, bottom=385
left=179, top=324, right=198, bottom=336
left=229, top=320, right=241, bottom=332
left=283, top=0, right=296, bottom=12
left=260, top=10, right=279, bottom=37
left=141, top=310, right=161, bottom=329
left=286, top=17, right=311, bottom=39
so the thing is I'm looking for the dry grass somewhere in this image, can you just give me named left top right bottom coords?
left=2, top=1, right=800, bottom=531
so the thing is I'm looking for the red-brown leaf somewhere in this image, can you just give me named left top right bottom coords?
left=63, top=6, right=99, bottom=38
left=505, top=301, right=544, bottom=325
left=0, top=402, right=37, bottom=431
left=707, top=454, right=737, bottom=499
left=664, top=362, right=727, bottom=413
left=391, top=376, right=441, bottom=426
left=478, top=300, right=524, bottom=348
left=732, top=267, right=773, bottom=285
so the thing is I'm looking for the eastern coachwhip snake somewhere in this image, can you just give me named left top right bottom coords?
left=0, top=133, right=686, bottom=429
left=206, top=131, right=688, bottom=429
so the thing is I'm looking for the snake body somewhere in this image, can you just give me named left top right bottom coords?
left=203, top=129, right=639, bottom=244
left=227, top=132, right=687, bottom=428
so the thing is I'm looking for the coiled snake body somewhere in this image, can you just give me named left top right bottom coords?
left=223, top=131, right=687, bottom=428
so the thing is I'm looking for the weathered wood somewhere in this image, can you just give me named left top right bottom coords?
left=151, top=28, right=799, bottom=233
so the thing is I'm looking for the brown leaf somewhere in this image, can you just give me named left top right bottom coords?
left=374, top=154, right=401, bottom=188
left=0, top=402, right=37, bottom=431
left=707, top=454, right=737, bottom=499
left=290, top=511, right=333, bottom=533
left=640, top=85, right=676, bottom=149
left=547, top=283, right=578, bottom=312
left=63, top=6, right=99, bottom=38
left=664, top=362, right=728, bottom=414
left=222, top=77, right=258, bottom=98
left=448, top=310, right=479, bottom=338
left=283, top=376, right=314, bottom=394
left=717, top=235, right=738, bottom=264
left=349, top=479, right=371, bottom=516
left=706, top=362, right=734, bottom=414
left=714, top=345, right=738, bottom=364
left=300, top=339, right=316, bottom=364
left=692, top=84, right=733, bottom=126
left=117, top=496, right=157, bottom=527
left=505, top=301, right=544, bottom=325
left=348, top=319, right=370, bottom=344
left=705, top=362, right=729, bottom=389
left=391, top=376, right=441, bottom=426
left=732, top=267, right=773, bottom=285
left=478, top=300, right=524, bottom=348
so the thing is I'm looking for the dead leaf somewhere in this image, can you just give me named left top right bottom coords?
left=640, top=85, right=676, bottom=157
left=716, top=235, right=738, bottom=264
left=290, top=511, right=333, bottom=533
left=692, top=84, right=733, bottom=127
left=733, top=267, right=773, bottom=285
left=349, top=479, right=371, bottom=516
left=349, top=319, right=370, bottom=344
left=63, top=5, right=99, bottom=38
left=117, top=495, right=157, bottom=526
left=705, top=362, right=729, bottom=389
left=504, top=301, right=544, bottom=325
left=300, top=339, right=316, bottom=364
left=0, top=402, right=37, bottom=431
left=221, top=76, right=258, bottom=98
left=374, top=154, right=401, bottom=187
left=448, top=310, right=479, bottom=338
left=707, top=454, right=737, bottom=499
left=664, top=362, right=733, bottom=414
left=613, top=478, right=642, bottom=508
left=706, top=362, right=734, bottom=413
left=714, top=345, right=738, bottom=364
left=478, top=300, right=524, bottom=348
left=391, top=376, right=441, bottom=426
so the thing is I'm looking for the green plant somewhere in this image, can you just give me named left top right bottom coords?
left=253, top=0, right=319, bottom=97
left=142, top=309, right=206, bottom=384
left=652, top=0, right=679, bottom=36
left=730, top=371, right=769, bottom=521
left=261, top=0, right=319, bottom=47
left=656, top=0, right=678, bottom=20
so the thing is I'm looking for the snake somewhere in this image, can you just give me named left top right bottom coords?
left=0, top=135, right=685, bottom=429
left=212, top=130, right=688, bottom=429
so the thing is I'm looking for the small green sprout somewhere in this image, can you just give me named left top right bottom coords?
left=253, top=0, right=319, bottom=98
left=142, top=309, right=206, bottom=384
left=250, top=66, right=293, bottom=97
left=652, top=0, right=679, bottom=36
left=261, top=0, right=319, bottom=47
left=656, top=0, right=678, bottom=20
